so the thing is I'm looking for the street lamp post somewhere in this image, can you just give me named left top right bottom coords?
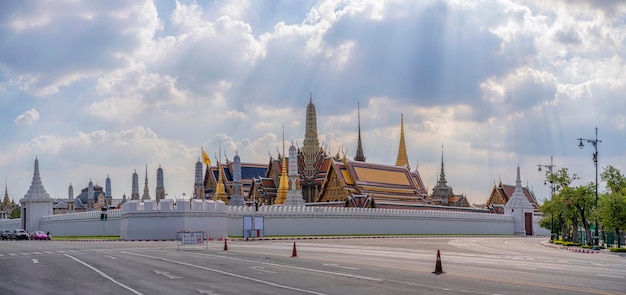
left=577, top=127, right=602, bottom=250
left=538, top=156, right=556, bottom=242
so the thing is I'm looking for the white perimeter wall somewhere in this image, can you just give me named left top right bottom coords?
left=13, top=205, right=555, bottom=238
left=0, top=219, right=21, bottom=230
left=40, top=210, right=120, bottom=236
left=227, top=206, right=516, bottom=237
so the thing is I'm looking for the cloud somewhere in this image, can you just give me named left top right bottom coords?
left=14, top=108, right=39, bottom=125
left=0, top=1, right=161, bottom=96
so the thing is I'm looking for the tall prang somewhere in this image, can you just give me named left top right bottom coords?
left=142, top=164, right=151, bottom=200
left=194, top=158, right=204, bottom=199
left=105, top=175, right=112, bottom=206
left=354, top=102, right=366, bottom=162
left=19, top=157, right=53, bottom=232
left=87, top=179, right=95, bottom=209
left=395, top=114, right=410, bottom=170
left=155, top=164, right=165, bottom=203
left=302, top=93, right=321, bottom=178
left=131, top=170, right=139, bottom=200
left=229, top=151, right=245, bottom=206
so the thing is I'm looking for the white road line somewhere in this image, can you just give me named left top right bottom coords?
left=44, top=251, right=54, bottom=254
left=8, top=253, right=17, bottom=256
left=597, top=274, right=624, bottom=279
left=31, top=259, right=39, bottom=264
left=250, top=266, right=277, bottom=273
left=0, top=254, right=4, bottom=257
left=153, top=270, right=182, bottom=280
left=323, top=263, right=360, bottom=270
left=168, top=251, right=382, bottom=282
left=515, top=267, right=537, bottom=270
left=122, top=251, right=329, bottom=295
left=65, top=254, right=143, bottom=295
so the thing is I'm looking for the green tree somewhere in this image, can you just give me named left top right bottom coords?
left=540, top=168, right=579, bottom=240
left=600, top=165, right=626, bottom=247
left=9, top=205, right=20, bottom=219
left=561, top=184, right=595, bottom=245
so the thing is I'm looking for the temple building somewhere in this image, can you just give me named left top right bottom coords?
left=73, top=180, right=107, bottom=211
left=1, top=181, right=15, bottom=219
left=429, top=147, right=470, bottom=207
left=300, top=94, right=332, bottom=202
left=249, top=97, right=433, bottom=208
left=202, top=156, right=267, bottom=201
left=318, top=155, right=431, bottom=207
left=486, top=176, right=539, bottom=213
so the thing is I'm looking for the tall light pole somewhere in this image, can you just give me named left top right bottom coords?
left=538, top=156, right=556, bottom=242
left=577, top=127, right=601, bottom=250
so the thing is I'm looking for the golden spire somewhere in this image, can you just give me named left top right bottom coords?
left=276, top=126, right=288, bottom=204
left=395, top=113, right=410, bottom=170
left=213, top=142, right=229, bottom=204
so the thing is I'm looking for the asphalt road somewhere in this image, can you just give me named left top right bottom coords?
left=0, top=237, right=624, bottom=295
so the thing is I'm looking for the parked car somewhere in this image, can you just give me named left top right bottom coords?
left=30, top=230, right=50, bottom=240
left=13, top=229, right=30, bottom=240
left=1, top=229, right=11, bottom=240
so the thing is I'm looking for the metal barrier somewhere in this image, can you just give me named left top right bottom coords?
left=176, top=231, right=208, bottom=250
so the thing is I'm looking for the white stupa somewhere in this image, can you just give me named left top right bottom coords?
left=19, top=157, right=54, bottom=232
left=284, top=143, right=305, bottom=206
left=504, top=165, right=535, bottom=236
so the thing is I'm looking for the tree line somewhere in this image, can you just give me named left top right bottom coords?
left=539, top=165, right=626, bottom=247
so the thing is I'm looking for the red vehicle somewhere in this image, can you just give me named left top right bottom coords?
left=30, top=231, right=50, bottom=240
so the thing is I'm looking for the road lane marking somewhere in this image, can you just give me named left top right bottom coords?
left=166, top=251, right=382, bottom=282
left=515, top=267, right=537, bottom=270
left=44, top=251, right=54, bottom=254
left=597, top=274, right=624, bottom=279
left=31, top=259, right=39, bottom=264
left=153, top=270, right=182, bottom=279
left=32, top=252, right=42, bottom=255
left=250, top=266, right=277, bottom=273
left=8, top=253, right=17, bottom=256
left=197, top=289, right=219, bottom=294
left=323, top=263, right=360, bottom=270
left=122, top=251, right=329, bottom=295
left=65, top=254, right=143, bottom=295
left=104, top=255, right=118, bottom=260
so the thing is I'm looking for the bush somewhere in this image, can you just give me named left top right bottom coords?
left=609, top=247, right=626, bottom=252
left=562, top=241, right=582, bottom=247
left=554, top=240, right=563, bottom=245
left=581, top=245, right=592, bottom=249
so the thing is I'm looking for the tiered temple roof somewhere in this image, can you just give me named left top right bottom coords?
left=486, top=178, right=539, bottom=212
left=318, top=157, right=431, bottom=206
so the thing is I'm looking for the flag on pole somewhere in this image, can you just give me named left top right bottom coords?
left=202, top=148, right=211, bottom=166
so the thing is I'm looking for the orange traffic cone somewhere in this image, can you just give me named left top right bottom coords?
left=223, top=239, right=228, bottom=251
left=433, top=249, right=444, bottom=274
left=291, top=241, right=298, bottom=257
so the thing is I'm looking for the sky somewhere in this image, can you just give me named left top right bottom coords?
left=1, top=0, right=625, bottom=206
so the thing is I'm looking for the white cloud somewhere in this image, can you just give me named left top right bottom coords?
left=14, top=108, right=40, bottom=125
